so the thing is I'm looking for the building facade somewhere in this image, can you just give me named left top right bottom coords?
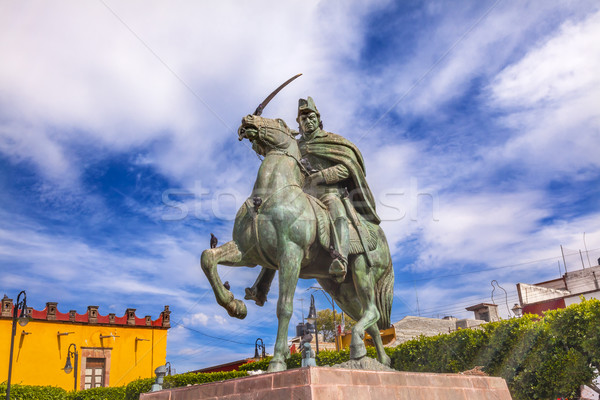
left=516, top=263, right=600, bottom=315
left=1, top=297, right=170, bottom=391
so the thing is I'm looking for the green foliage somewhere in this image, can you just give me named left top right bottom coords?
left=123, top=371, right=247, bottom=399
left=315, top=310, right=356, bottom=342
left=124, top=378, right=153, bottom=400
left=392, top=325, right=490, bottom=373
left=0, top=383, right=67, bottom=400
left=67, top=386, right=126, bottom=400
left=239, top=347, right=379, bottom=371
left=164, top=370, right=247, bottom=387
left=286, top=352, right=303, bottom=369
left=0, top=370, right=248, bottom=400
left=389, top=298, right=600, bottom=400
left=239, top=357, right=272, bottom=371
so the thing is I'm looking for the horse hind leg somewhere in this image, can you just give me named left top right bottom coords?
left=349, top=254, right=381, bottom=361
left=200, top=240, right=247, bottom=319
left=366, top=324, right=391, bottom=366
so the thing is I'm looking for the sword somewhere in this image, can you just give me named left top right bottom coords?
left=253, top=73, right=302, bottom=116
left=341, top=194, right=374, bottom=268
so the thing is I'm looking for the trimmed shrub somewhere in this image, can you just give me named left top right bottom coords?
left=123, top=371, right=248, bottom=400
left=164, top=370, right=247, bottom=387
left=67, top=386, right=126, bottom=400
left=389, top=298, right=600, bottom=400
left=0, top=383, right=67, bottom=400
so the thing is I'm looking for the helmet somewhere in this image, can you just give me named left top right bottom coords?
left=297, top=96, right=320, bottom=121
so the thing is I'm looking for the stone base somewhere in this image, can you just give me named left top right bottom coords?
left=140, top=367, right=512, bottom=400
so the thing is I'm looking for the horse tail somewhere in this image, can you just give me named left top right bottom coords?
left=375, top=260, right=394, bottom=330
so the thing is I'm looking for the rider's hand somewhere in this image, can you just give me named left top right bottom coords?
left=307, top=172, right=325, bottom=186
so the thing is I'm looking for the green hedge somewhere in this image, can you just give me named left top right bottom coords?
left=390, top=298, right=600, bottom=400
left=239, top=346, right=386, bottom=371
left=67, top=386, right=126, bottom=400
left=0, top=383, right=67, bottom=400
left=1, top=370, right=247, bottom=400
left=123, top=371, right=248, bottom=400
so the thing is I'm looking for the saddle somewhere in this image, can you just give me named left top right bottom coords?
left=306, top=196, right=379, bottom=254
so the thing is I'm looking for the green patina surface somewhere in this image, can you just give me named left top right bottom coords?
left=201, top=96, right=394, bottom=372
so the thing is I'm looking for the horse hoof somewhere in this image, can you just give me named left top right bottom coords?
left=379, top=354, right=391, bottom=367
left=267, top=359, right=287, bottom=372
left=350, top=343, right=367, bottom=360
left=226, top=299, right=247, bottom=319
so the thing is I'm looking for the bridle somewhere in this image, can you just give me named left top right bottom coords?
left=247, top=121, right=312, bottom=177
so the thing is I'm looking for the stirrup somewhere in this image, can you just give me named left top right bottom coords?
left=329, top=258, right=347, bottom=283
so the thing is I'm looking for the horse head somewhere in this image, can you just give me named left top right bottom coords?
left=238, top=115, right=298, bottom=157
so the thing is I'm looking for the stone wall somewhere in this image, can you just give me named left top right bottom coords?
left=565, top=264, right=600, bottom=293
left=388, top=316, right=484, bottom=347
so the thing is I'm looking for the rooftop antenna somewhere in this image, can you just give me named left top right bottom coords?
left=414, top=281, right=421, bottom=316
left=583, top=232, right=592, bottom=268
left=579, top=249, right=586, bottom=269
left=560, top=245, right=568, bottom=273
left=558, top=260, right=562, bottom=277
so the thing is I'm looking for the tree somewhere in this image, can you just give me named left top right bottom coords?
left=315, top=309, right=356, bottom=342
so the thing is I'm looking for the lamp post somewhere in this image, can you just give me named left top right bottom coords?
left=63, top=344, right=78, bottom=391
left=306, top=295, right=319, bottom=355
left=6, top=290, right=29, bottom=400
left=310, top=286, right=339, bottom=351
left=254, top=338, right=265, bottom=359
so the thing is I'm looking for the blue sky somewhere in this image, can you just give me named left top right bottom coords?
left=1, top=1, right=599, bottom=373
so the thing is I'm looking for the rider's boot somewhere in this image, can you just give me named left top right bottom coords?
left=329, top=217, right=349, bottom=283
left=244, top=268, right=276, bottom=306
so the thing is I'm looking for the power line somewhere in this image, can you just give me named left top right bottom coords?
left=172, top=321, right=271, bottom=347
left=397, top=248, right=600, bottom=283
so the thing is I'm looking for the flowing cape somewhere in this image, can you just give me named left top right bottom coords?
left=300, top=132, right=381, bottom=224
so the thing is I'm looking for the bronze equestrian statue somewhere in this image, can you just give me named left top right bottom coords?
left=200, top=96, right=394, bottom=372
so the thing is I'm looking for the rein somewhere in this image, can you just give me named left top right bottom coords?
left=258, top=127, right=312, bottom=176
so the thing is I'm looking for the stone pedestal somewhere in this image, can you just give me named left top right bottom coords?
left=140, top=367, right=512, bottom=400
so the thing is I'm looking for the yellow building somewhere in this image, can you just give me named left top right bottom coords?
left=1, top=295, right=170, bottom=391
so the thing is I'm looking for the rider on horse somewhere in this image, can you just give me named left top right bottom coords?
left=297, top=97, right=381, bottom=282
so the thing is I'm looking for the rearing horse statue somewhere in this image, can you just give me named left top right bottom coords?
left=201, top=114, right=394, bottom=372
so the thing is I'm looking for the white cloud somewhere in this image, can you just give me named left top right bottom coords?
left=489, top=11, right=600, bottom=109
left=0, top=0, right=390, bottom=191
left=183, top=312, right=209, bottom=327
left=486, top=10, right=600, bottom=178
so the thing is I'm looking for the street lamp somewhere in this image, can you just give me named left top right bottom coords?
left=6, top=290, right=29, bottom=400
left=310, top=286, right=339, bottom=351
left=254, top=338, right=265, bottom=359
left=511, top=303, right=523, bottom=318
left=63, top=344, right=78, bottom=391
left=306, top=295, right=319, bottom=355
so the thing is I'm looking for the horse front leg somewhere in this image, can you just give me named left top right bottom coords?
left=267, top=243, right=303, bottom=372
left=200, top=241, right=247, bottom=319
